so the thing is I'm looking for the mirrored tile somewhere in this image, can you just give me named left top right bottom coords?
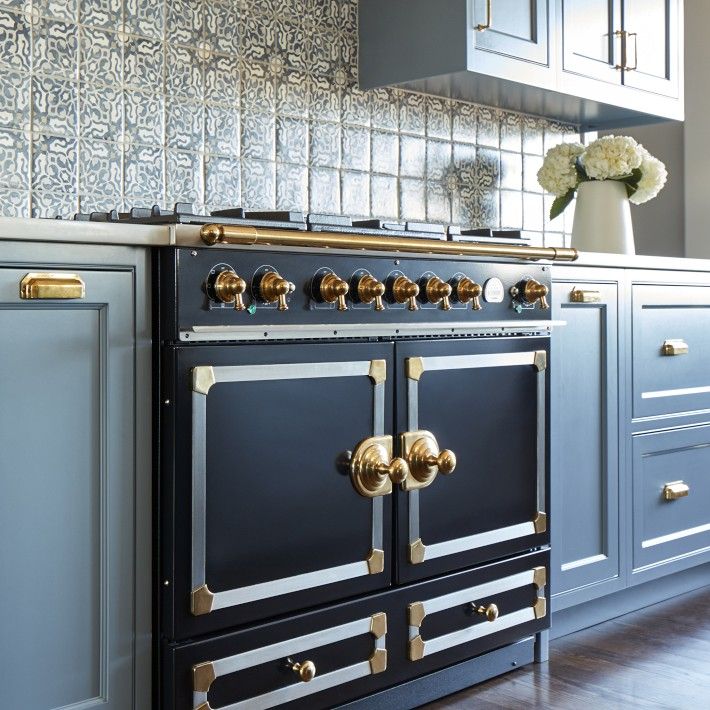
left=500, top=112, right=522, bottom=152
left=166, top=0, right=202, bottom=47
left=426, top=97, right=451, bottom=140
left=32, top=17, right=78, bottom=79
left=0, top=0, right=25, bottom=11
left=203, top=0, right=240, bottom=54
left=80, top=85, right=122, bottom=140
left=341, top=170, right=369, bottom=217
left=80, top=0, right=121, bottom=29
left=240, top=10, right=279, bottom=62
left=0, top=9, right=29, bottom=71
left=165, top=45, right=204, bottom=100
left=0, top=69, right=29, bottom=129
left=241, top=158, right=275, bottom=209
left=308, top=166, right=340, bottom=214
left=0, top=187, right=29, bottom=216
left=205, top=154, right=241, bottom=206
left=476, top=190, right=500, bottom=228
left=426, top=181, right=451, bottom=224
left=426, top=139, right=452, bottom=181
left=34, top=0, right=77, bottom=22
left=400, top=92, right=426, bottom=136
left=309, top=121, right=340, bottom=169
left=276, top=68, right=309, bottom=118
left=32, top=133, right=77, bottom=192
left=399, top=135, right=425, bottom=178
left=31, top=189, right=77, bottom=217
left=342, top=125, right=369, bottom=172
left=370, top=174, right=398, bottom=220
left=240, top=59, right=276, bottom=113
left=276, top=116, right=308, bottom=164
left=472, top=147, right=499, bottom=192
left=124, top=36, right=163, bottom=91
left=475, top=106, right=499, bottom=148
left=523, top=154, right=543, bottom=193
left=398, top=177, right=425, bottom=221
left=240, top=111, right=275, bottom=161
left=544, top=232, right=566, bottom=248
left=205, top=104, right=239, bottom=156
left=80, top=27, right=122, bottom=85
left=204, top=53, right=240, bottom=105
left=124, top=89, right=163, bottom=145
left=123, top=143, right=163, bottom=199
left=276, top=161, right=308, bottom=211
left=309, top=75, right=340, bottom=123
left=32, top=76, right=77, bottom=135
left=166, top=150, right=203, bottom=203
left=453, top=142, right=476, bottom=171
left=452, top=102, right=477, bottom=144
left=522, top=116, right=544, bottom=155
left=370, top=88, right=399, bottom=132
left=544, top=121, right=570, bottom=154
left=124, top=0, right=164, bottom=39
left=341, top=84, right=370, bottom=127
left=523, top=191, right=544, bottom=232
left=0, top=127, right=28, bottom=188
left=500, top=189, right=523, bottom=229
left=78, top=138, right=121, bottom=194
left=371, top=131, right=398, bottom=176
left=500, top=151, right=522, bottom=191
left=166, top=99, right=203, bottom=151
left=78, top=193, right=120, bottom=212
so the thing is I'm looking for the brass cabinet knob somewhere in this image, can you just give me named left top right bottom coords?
left=663, top=480, right=690, bottom=501
left=401, top=431, right=456, bottom=489
left=259, top=270, right=295, bottom=311
left=357, top=274, right=386, bottom=311
left=425, top=276, right=452, bottom=310
left=213, top=269, right=247, bottom=311
left=392, top=275, right=420, bottom=311
left=320, top=271, right=349, bottom=311
left=350, top=435, right=411, bottom=498
left=456, top=277, right=483, bottom=310
left=472, top=603, right=499, bottom=622
left=521, top=279, right=549, bottom=310
left=290, top=659, right=316, bottom=683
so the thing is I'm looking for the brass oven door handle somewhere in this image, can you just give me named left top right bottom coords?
left=626, top=31, right=638, bottom=71
left=350, top=435, right=410, bottom=498
left=20, top=272, right=86, bottom=299
left=662, top=339, right=688, bottom=356
left=663, top=481, right=690, bottom=501
left=400, top=430, right=457, bottom=491
left=475, top=0, right=492, bottom=31
left=570, top=288, right=602, bottom=303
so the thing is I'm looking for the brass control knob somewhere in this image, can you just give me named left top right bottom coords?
left=290, top=659, right=316, bottom=683
left=521, top=279, right=549, bottom=310
left=213, top=269, right=247, bottom=311
left=401, top=431, right=456, bottom=489
left=320, top=272, right=349, bottom=311
left=425, top=276, right=452, bottom=311
left=350, top=435, right=411, bottom=498
left=392, top=275, right=420, bottom=311
left=473, top=603, right=499, bottom=622
left=259, top=270, right=295, bottom=311
left=456, top=277, right=483, bottom=311
left=357, top=274, right=386, bottom=312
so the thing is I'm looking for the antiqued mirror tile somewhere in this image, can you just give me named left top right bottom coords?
left=204, top=53, right=240, bottom=105
left=309, top=75, right=340, bottom=123
left=34, top=0, right=78, bottom=22
left=80, top=27, right=122, bottom=85
left=32, top=17, right=78, bottom=78
left=79, top=0, right=121, bottom=29
left=370, top=174, right=398, bottom=219
left=500, top=112, right=522, bottom=152
left=78, top=193, right=120, bottom=212
left=500, top=151, right=522, bottom=191
left=205, top=104, right=239, bottom=156
left=452, top=102, right=477, bottom=144
left=241, top=157, right=275, bottom=208
left=342, top=125, right=370, bottom=172
left=276, top=68, right=309, bottom=118
left=476, top=106, right=500, bottom=148
left=276, top=161, right=308, bottom=211
left=400, top=92, right=426, bottom=136
left=0, top=69, right=29, bottom=129
left=426, top=97, right=452, bottom=141
left=399, top=177, right=425, bottom=221
left=32, top=76, right=77, bottom=135
left=32, top=133, right=77, bottom=191
left=309, top=121, right=340, bottom=169
left=205, top=154, right=241, bottom=206
left=166, top=99, right=203, bottom=151
left=124, top=36, right=164, bottom=91
left=500, top=189, right=523, bottom=229
left=31, top=189, right=77, bottom=216
left=0, top=0, right=25, bottom=11
left=341, top=169, right=370, bottom=217
left=370, top=88, right=399, bottom=133
left=78, top=138, right=121, bottom=194
left=399, top=134, right=425, bottom=178
left=124, top=0, right=164, bottom=39
left=308, top=165, right=339, bottom=213
left=472, top=147, right=500, bottom=192
left=124, top=89, right=163, bottom=145
left=240, top=10, right=279, bottom=62
left=166, top=149, right=203, bottom=202
left=522, top=116, right=544, bottom=155
left=371, top=130, right=398, bottom=176
left=240, top=58, right=276, bottom=112
left=523, top=153, right=543, bottom=193
left=203, top=0, right=240, bottom=54
left=0, top=9, right=29, bottom=72
left=79, top=85, right=122, bottom=140
left=123, top=143, right=163, bottom=199
left=426, top=139, right=452, bottom=182
left=426, top=180, right=451, bottom=224
left=276, top=115, right=308, bottom=164
left=0, top=187, right=29, bottom=215
left=523, top=191, right=544, bottom=232
left=341, top=83, right=370, bottom=127
left=240, top=110, right=275, bottom=161
left=166, top=0, right=202, bottom=47
left=0, top=127, right=28, bottom=187
left=166, top=45, right=204, bottom=100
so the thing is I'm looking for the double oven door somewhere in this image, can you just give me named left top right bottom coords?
left=162, top=335, right=549, bottom=640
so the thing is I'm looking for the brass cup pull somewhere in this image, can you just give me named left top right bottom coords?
left=357, top=274, right=386, bottom=312
left=425, top=276, right=452, bottom=311
left=260, top=270, right=295, bottom=311
left=20, top=272, right=85, bottom=300
left=522, top=279, right=549, bottom=310
left=570, top=288, right=601, bottom=303
left=392, top=275, right=420, bottom=311
left=214, top=270, right=247, bottom=311
left=662, top=339, right=688, bottom=356
left=472, top=603, right=499, bottom=622
left=663, top=481, right=690, bottom=501
left=290, top=659, right=316, bottom=683
left=457, top=277, right=482, bottom=310
left=320, top=271, right=349, bottom=311
left=401, top=431, right=457, bottom=490
left=351, top=435, right=410, bottom=498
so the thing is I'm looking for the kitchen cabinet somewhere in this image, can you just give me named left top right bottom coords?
left=0, top=241, right=151, bottom=709
left=550, top=275, right=623, bottom=610
left=359, top=0, right=683, bottom=128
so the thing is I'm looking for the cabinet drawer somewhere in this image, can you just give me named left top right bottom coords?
left=633, top=426, right=710, bottom=572
left=633, top=285, right=710, bottom=418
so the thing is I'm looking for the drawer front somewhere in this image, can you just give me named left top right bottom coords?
left=633, top=426, right=710, bottom=572
left=633, top=285, right=710, bottom=418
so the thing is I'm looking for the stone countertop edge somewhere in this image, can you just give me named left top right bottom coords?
left=561, top=250, right=710, bottom=273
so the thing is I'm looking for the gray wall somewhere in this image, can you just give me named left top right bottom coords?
left=0, top=0, right=575, bottom=245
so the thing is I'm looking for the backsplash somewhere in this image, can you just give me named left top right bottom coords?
left=0, top=0, right=578, bottom=243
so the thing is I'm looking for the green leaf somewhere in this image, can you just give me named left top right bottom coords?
left=625, top=182, right=638, bottom=198
left=550, top=190, right=575, bottom=221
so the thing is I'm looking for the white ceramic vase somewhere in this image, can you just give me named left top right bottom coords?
left=571, top=179, right=635, bottom=255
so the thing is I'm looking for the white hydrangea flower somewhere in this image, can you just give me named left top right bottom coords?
left=537, top=142, right=585, bottom=197
left=630, top=147, right=668, bottom=205
left=581, top=135, right=643, bottom=180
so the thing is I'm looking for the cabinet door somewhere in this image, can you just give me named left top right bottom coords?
left=622, top=0, right=681, bottom=97
left=561, top=0, right=622, bottom=83
left=550, top=281, right=621, bottom=608
left=472, top=0, right=550, bottom=65
left=0, top=266, right=138, bottom=709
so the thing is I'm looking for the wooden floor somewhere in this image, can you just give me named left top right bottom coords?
left=423, top=585, right=710, bottom=709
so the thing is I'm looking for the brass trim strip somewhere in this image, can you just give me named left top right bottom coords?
left=534, top=597, right=547, bottom=619
left=533, top=512, right=547, bottom=534
left=406, top=357, right=425, bottom=382
left=408, top=601, right=426, bottom=628
left=194, top=703, right=211, bottom=710
left=533, top=566, right=547, bottom=589
left=534, top=350, right=547, bottom=372
left=409, top=538, right=426, bottom=564
left=367, top=549, right=385, bottom=574
left=191, top=584, right=215, bottom=616
left=368, top=359, right=387, bottom=385
left=201, top=224, right=579, bottom=262
left=369, top=648, right=387, bottom=674
left=193, top=662, right=217, bottom=693
left=369, top=612, right=387, bottom=639
left=192, top=366, right=216, bottom=395
left=409, top=635, right=426, bottom=661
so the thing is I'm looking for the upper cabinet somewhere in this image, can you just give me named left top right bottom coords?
left=359, top=0, right=684, bottom=130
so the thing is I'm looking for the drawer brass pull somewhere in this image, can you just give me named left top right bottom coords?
left=472, top=602, right=499, bottom=622
left=20, top=272, right=85, bottom=299
left=663, top=481, right=690, bottom=501
left=662, top=339, right=688, bottom=356
left=289, top=659, right=316, bottom=683
left=570, top=288, right=601, bottom=303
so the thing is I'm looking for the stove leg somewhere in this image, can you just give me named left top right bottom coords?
left=534, top=630, right=549, bottom=663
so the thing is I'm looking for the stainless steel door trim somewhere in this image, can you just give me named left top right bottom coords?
left=641, top=384, right=710, bottom=399
left=405, top=350, right=547, bottom=565
left=192, top=615, right=385, bottom=710
left=642, top=522, right=710, bottom=549
left=190, top=359, right=388, bottom=614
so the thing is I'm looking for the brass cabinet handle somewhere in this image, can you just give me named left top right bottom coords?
left=663, top=481, right=690, bottom=501
left=400, top=430, right=457, bottom=491
left=289, top=659, right=316, bottom=683
left=662, top=339, right=688, bottom=356
left=627, top=31, right=638, bottom=71
left=570, top=288, right=602, bottom=303
left=614, top=29, right=638, bottom=71
left=475, top=0, right=492, bottom=31
left=20, top=272, right=85, bottom=300
left=350, top=435, right=410, bottom=498
left=472, top=603, right=499, bottom=622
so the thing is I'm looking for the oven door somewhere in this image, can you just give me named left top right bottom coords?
left=395, top=338, right=549, bottom=583
left=164, top=342, right=394, bottom=638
